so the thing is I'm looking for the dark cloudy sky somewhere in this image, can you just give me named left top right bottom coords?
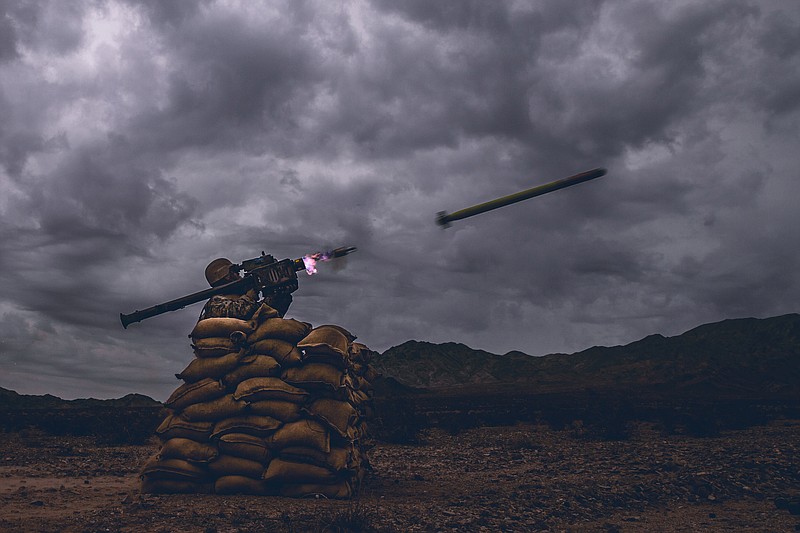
left=1, top=1, right=799, bottom=400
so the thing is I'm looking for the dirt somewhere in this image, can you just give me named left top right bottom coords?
left=1, top=421, right=799, bottom=532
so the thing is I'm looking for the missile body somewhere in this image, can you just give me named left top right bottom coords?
left=436, top=168, right=607, bottom=227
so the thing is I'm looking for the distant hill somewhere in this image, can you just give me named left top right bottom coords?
left=0, top=388, right=162, bottom=410
left=2, top=314, right=798, bottom=408
left=372, top=314, right=800, bottom=397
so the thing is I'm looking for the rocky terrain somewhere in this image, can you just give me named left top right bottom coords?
left=1, top=420, right=799, bottom=532
left=2, top=313, right=799, bottom=531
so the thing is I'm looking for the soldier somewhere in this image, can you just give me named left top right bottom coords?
left=201, top=258, right=293, bottom=319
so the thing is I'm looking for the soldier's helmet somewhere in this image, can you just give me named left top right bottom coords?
left=205, top=258, right=234, bottom=287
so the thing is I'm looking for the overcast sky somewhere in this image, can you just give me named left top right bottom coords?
left=1, top=0, right=798, bottom=400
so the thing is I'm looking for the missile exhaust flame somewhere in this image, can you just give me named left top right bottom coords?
left=302, top=246, right=357, bottom=275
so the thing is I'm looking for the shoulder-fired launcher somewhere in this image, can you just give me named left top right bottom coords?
left=119, top=246, right=356, bottom=328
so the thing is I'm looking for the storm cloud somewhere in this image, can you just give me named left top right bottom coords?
left=1, top=0, right=798, bottom=399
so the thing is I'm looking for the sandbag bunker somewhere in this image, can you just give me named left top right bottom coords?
left=142, top=301, right=376, bottom=499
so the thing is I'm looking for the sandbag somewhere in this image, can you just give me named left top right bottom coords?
left=353, top=375, right=372, bottom=392
left=303, top=398, right=359, bottom=438
left=267, top=419, right=330, bottom=453
left=263, top=458, right=340, bottom=484
left=234, top=377, right=309, bottom=404
left=317, top=324, right=356, bottom=342
left=222, top=355, right=281, bottom=388
left=176, top=352, right=244, bottom=383
left=141, top=456, right=208, bottom=481
left=192, top=337, right=238, bottom=358
left=158, top=438, right=218, bottom=463
left=350, top=389, right=371, bottom=405
left=279, top=446, right=354, bottom=472
left=165, top=378, right=226, bottom=411
left=156, top=414, right=214, bottom=442
left=180, top=394, right=246, bottom=422
left=248, top=399, right=303, bottom=422
left=297, top=326, right=349, bottom=359
left=301, top=351, right=350, bottom=369
left=349, top=342, right=371, bottom=364
left=351, top=420, right=369, bottom=441
left=141, top=477, right=212, bottom=494
left=279, top=480, right=353, bottom=499
left=211, top=415, right=282, bottom=439
left=323, top=383, right=360, bottom=404
left=214, top=475, right=274, bottom=495
left=250, top=339, right=302, bottom=366
left=362, top=366, right=380, bottom=383
left=208, top=454, right=266, bottom=479
left=248, top=318, right=312, bottom=344
left=282, top=363, right=347, bottom=391
left=217, top=433, right=271, bottom=463
left=190, top=317, right=254, bottom=341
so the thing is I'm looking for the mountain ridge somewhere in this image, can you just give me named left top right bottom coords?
left=0, top=387, right=162, bottom=410
left=372, top=313, right=800, bottom=396
left=2, top=314, right=798, bottom=404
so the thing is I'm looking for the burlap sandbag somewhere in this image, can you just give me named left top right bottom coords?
left=165, top=378, right=226, bottom=411
left=352, top=420, right=369, bottom=441
left=302, top=398, right=359, bottom=438
left=192, top=337, right=238, bottom=358
left=248, top=399, right=303, bottom=422
left=317, top=383, right=358, bottom=404
left=317, top=324, right=356, bottom=342
left=208, top=454, right=266, bottom=479
left=141, top=477, right=212, bottom=494
left=156, top=414, right=214, bottom=442
left=297, top=326, right=349, bottom=359
left=350, top=389, right=371, bottom=405
left=250, top=339, right=302, bottom=366
left=158, top=438, right=218, bottom=463
left=279, top=446, right=353, bottom=472
left=267, top=419, right=330, bottom=453
left=221, top=355, right=281, bottom=389
left=363, top=366, right=380, bottom=383
left=233, top=377, right=309, bottom=404
left=141, top=456, right=208, bottom=481
left=180, top=394, right=246, bottom=422
left=263, top=458, right=340, bottom=484
left=353, top=375, right=372, bottom=392
left=190, top=317, right=254, bottom=341
left=247, top=318, right=312, bottom=344
left=348, top=342, right=371, bottom=364
left=279, top=480, right=353, bottom=499
left=282, top=363, right=347, bottom=391
left=214, top=475, right=274, bottom=495
left=211, top=415, right=282, bottom=439
left=218, top=433, right=271, bottom=463
left=176, top=351, right=244, bottom=383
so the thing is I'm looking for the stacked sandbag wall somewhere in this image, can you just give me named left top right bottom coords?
left=141, top=300, right=375, bottom=498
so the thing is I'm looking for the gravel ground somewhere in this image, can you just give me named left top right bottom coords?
left=1, top=420, right=799, bottom=532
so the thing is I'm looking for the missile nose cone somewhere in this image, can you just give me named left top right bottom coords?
left=332, top=246, right=357, bottom=257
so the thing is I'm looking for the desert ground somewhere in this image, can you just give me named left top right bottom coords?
left=1, top=418, right=799, bottom=532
